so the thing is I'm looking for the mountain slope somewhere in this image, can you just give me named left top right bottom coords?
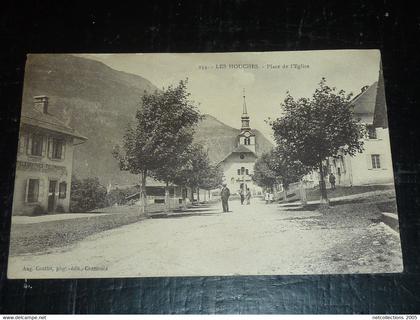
left=21, top=54, right=158, bottom=185
left=21, top=54, right=273, bottom=186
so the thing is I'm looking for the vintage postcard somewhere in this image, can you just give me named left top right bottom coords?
left=7, top=50, right=403, bottom=278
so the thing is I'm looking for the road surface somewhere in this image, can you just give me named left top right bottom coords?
left=8, top=198, right=403, bottom=278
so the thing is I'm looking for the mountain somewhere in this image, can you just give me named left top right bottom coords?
left=20, top=54, right=273, bottom=186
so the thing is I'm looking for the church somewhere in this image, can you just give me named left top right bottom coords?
left=218, top=92, right=263, bottom=196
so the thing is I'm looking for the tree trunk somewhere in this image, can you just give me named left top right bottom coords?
left=319, top=162, right=329, bottom=205
left=139, top=170, right=148, bottom=216
left=299, top=180, right=307, bottom=206
left=197, top=187, right=200, bottom=203
left=182, top=186, right=187, bottom=210
left=283, top=188, right=287, bottom=203
left=189, top=186, right=194, bottom=203
left=164, top=181, right=170, bottom=212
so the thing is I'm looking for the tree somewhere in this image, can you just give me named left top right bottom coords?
left=252, top=151, right=278, bottom=191
left=113, top=80, right=201, bottom=215
left=270, top=146, right=308, bottom=203
left=148, top=80, right=202, bottom=211
left=70, top=176, right=107, bottom=212
left=270, top=78, right=364, bottom=204
left=172, top=144, right=219, bottom=203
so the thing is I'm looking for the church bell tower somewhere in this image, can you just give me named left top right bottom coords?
left=238, top=89, right=256, bottom=153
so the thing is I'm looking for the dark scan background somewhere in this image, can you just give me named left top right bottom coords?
left=1, top=0, right=420, bottom=314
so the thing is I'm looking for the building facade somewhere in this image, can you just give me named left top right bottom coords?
left=12, top=96, right=87, bottom=215
left=218, top=92, right=263, bottom=195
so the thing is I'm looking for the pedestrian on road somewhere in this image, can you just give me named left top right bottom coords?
left=221, top=183, right=231, bottom=213
left=329, top=173, right=336, bottom=190
left=245, top=188, right=251, bottom=205
left=265, top=190, right=270, bottom=204
left=269, top=192, right=274, bottom=203
left=240, top=188, right=245, bottom=205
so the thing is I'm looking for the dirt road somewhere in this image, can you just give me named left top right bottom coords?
left=8, top=198, right=403, bottom=278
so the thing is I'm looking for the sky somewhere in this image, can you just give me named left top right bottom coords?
left=80, top=50, right=381, bottom=141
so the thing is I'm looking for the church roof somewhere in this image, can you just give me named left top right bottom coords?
left=218, top=144, right=257, bottom=163
left=231, top=144, right=256, bottom=154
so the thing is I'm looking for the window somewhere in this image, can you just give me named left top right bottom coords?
left=237, top=169, right=241, bottom=175
left=52, top=138, right=64, bottom=159
left=241, top=167, right=245, bottom=175
left=59, top=182, right=67, bottom=199
left=27, top=179, right=39, bottom=202
left=244, top=137, right=250, bottom=145
left=31, top=134, right=43, bottom=156
left=240, top=153, right=245, bottom=159
left=367, top=125, right=377, bottom=139
left=246, top=169, right=249, bottom=175
left=371, top=154, right=381, bottom=169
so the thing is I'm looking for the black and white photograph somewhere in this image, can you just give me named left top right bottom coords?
left=7, top=50, right=403, bottom=278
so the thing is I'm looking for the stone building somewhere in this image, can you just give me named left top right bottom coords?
left=12, top=96, right=87, bottom=215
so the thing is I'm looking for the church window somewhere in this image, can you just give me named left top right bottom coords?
left=246, top=169, right=249, bottom=175
left=244, top=137, right=250, bottom=145
left=240, top=153, right=245, bottom=159
left=241, top=167, right=245, bottom=175
left=237, top=169, right=240, bottom=175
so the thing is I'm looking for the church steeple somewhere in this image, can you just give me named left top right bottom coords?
left=241, top=89, right=250, bottom=130
left=238, top=89, right=256, bottom=152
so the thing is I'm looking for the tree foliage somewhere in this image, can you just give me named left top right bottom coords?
left=270, top=145, right=308, bottom=190
left=173, top=144, right=221, bottom=191
left=70, top=176, right=107, bottom=212
left=271, top=78, right=364, bottom=169
left=252, top=151, right=278, bottom=190
left=253, top=147, right=307, bottom=191
left=270, top=78, right=365, bottom=202
left=113, top=80, right=201, bottom=213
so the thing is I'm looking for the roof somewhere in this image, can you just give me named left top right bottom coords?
left=20, top=107, right=88, bottom=141
left=351, top=81, right=378, bottom=116
left=231, top=144, right=257, bottom=154
left=219, top=144, right=257, bottom=163
left=350, top=70, right=388, bottom=128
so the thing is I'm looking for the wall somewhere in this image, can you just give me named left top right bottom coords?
left=336, top=128, right=394, bottom=186
left=12, top=127, right=74, bottom=215
left=220, top=153, right=261, bottom=195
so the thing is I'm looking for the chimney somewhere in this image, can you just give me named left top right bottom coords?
left=34, top=95, right=49, bottom=114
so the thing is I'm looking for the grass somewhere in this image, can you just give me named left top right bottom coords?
left=305, top=184, right=395, bottom=202
left=9, top=202, right=202, bottom=256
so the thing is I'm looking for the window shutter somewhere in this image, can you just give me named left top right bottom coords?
left=61, top=140, right=66, bottom=160
left=38, top=179, right=45, bottom=201
left=18, top=134, right=25, bottom=154
left=42, top=136, right=47, bottom=157
left=48, top=137, right=53, bottom=159
left=26, top=134, right=32, bottom=155
left=366, top=154, right=373, bottom=169
left=25, top=178, right=30, bottom=202
left=380, top=154, right=386, bottom=169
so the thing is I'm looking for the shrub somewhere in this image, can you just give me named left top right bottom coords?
left=70, top=176, right=107, bottom=212
left=55, top=204, right=66, bottom=213
left=32, top=205, right=46, bottom=216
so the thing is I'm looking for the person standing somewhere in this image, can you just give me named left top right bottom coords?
left=265, top=190, right=270, bottom=204
left=329, top=172, right=336, bottom=190
left=269, top=191, right=274, bottom=203
left=240, top=187, right=245, bottom=205
left=221, top=183, right=231, bottom=213
left=245, top=188, right=251, bottom=205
